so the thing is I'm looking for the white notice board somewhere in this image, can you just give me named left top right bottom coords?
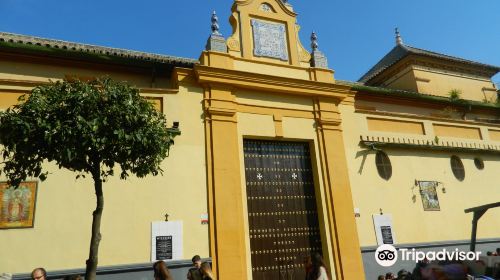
left=372, top=214, right=396, bottom=246
left=151, top=221, right=183, bottom=262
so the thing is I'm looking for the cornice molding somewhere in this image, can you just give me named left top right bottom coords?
left=139, top=88, right=178, bottom=95
left=0, top=78, right=178, bottom=95
left=194, top=65, right=350, bottom=100
left=172, top=67, right=197, bottom=88
left=356, top=108, right=500, bottom=129
left=0, top=78, right=48, bottom=87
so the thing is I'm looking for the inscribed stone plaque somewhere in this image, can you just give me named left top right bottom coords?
left=151, top=221, right=183, bottom=262
left=373, top=214, right=396, bottom=245
left=251, top=19, right=288, bottom=61
left=155, top=236, right=173, bottom=260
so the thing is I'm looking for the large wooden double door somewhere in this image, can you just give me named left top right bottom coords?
left=244, top=140, right=323, bottom=280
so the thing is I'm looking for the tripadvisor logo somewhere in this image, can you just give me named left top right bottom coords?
left=375, top=245, right=481, bottom=267
left=375, top=244, right=398, bottom=267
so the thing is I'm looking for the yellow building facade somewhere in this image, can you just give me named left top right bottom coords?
left=0, top=1, right=499, bottom=279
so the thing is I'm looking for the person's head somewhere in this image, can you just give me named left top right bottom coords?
left=496, top=248, right=500, bottom=254
left=192, top=255, right=202, bottom=268
left=303, top=255, right=312, bottom=267
left=377, top=275, right=385, bottom=280
left=311, top=252, right=326, bottom=268
left=385, top=272, right=395, bottom=279
left=200, top=262, right=214, bottom=278
left=31, top=268, right=46, bottom=280
left=487, top=251, right=493, bottom=256
left=153, top=260, right=172, bottom=280
left=397, top=269, right=410, bottom=279
left=306, top=253, right=327, bottom=280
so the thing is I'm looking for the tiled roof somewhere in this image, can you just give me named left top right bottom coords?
left=338, top=79, right=500, bottom=111
left=358, top=44, right=500, bottom=83
left=0, top=32, right=198, bottom=67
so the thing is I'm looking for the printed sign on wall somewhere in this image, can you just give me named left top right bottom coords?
left=151, top=221, right=183, bottom=262
left=373, top=214, right=396, bottom=246
left=155, top=236, right=173, bottom=260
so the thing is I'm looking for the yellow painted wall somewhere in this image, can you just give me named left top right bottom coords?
left=236, top=89, right=314, bottom=111
left=0, top=92, right=25, bottom=109
left=384, top=67, right=418, bottom=92
left=414, top=68, right=496, bottom=102
left=233, top=59, right=310, bottom=80
left=0, top=65, right=209, bottom=274
left=367, top=117, right=425, bottom=135
left=0, top=60, right=172, bottom=89
left=433, top=124, right=483, bottom=140
left=489, top=130, right=500, bottom=142
left=341, top=101, right=500, bottom=247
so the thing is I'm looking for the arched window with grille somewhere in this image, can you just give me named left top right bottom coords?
left=450, top=155, right=465, bottom=181
left=375, top=151, right=392, bottom=180
left=474, top=157, right=484, bottom=170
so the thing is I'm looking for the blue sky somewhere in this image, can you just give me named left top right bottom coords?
left=1, top=0, right=499, bottom=84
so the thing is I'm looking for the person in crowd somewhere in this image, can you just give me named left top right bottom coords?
left=200, top=262, right=215, bottom=280
left=31, top=268, right=47, bottom=280
left=385, top=272, right=395, bottom=279
left=397, top=269, right=411, bottom=279
left=306, top=253, right=328, bottom=280
left=153, top=260, right=173, bottom=280
left=377, top=275, right=385, bottom=280
left=496, top=248, right=500, bottom=256
left=187, top=255, right=203, bottom=280
left=0, top=273, right=12, bottom=280
left=304, top=255, right=313, bottom=278
left=487, top=251, right=493, bottom=256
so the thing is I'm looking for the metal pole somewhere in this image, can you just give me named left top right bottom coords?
left=470, top=215, right=478, bottom=252
left=470, top=210, right=487, bottom=252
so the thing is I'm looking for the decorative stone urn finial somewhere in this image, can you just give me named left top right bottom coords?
left=395, top=27, right=403, bottom=45
left=311, top=31, right=319, bottom=51
left=206, top=10, right=227, bottom=53
left=310, top=31, right=328, bottom=69
left=211, top=11, right=221, bottom=35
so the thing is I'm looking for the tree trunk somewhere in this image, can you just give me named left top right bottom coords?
left=85, top=166, right=104, bottom=280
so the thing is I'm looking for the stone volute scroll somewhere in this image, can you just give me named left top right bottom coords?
left=206, top=11, right=228, bottom=53
left=310, top=31, right=329, bottom=69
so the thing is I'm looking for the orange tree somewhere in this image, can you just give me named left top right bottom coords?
left=0, top=78, right=178, bottom=280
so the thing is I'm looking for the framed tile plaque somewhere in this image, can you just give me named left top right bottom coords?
left=251, top=19, right=289, bottom=61
left=0, top=181, right=38, bottom=229
left=418, top=181, right=440, bottom=211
